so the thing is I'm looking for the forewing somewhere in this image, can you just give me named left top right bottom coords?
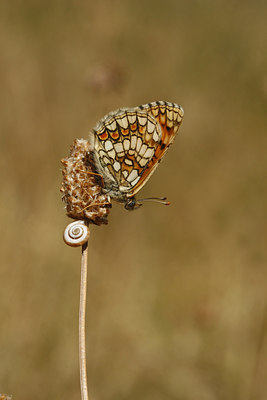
left=130, top=101, right=184, bottom=196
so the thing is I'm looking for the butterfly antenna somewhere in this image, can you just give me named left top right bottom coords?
left=138, top=197, right=170, bottom=206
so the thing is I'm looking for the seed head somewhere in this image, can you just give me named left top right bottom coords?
left=61, top=139, right=111, bottom=225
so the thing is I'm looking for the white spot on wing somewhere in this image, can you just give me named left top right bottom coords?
left=147, top=120, right=155, bottom=133
left=117, top=116, right=128, bottom=129
left=173, top=111, right=178, bottom=121
left=113, top=161, right=121, bottom=171
left=123, top=139, right=130, bottom=151
left=125, top=158, right=133, bottom=166
left=108, top=149, right=116, bottom=159
left=105, top=140, right=113, bottom=151
left=131, top=176, right=141, bottom=187
left=138, top=115, right=147, bottom=126
left=127, top=169, right=138, bottom=182
left=103, top=156, right=111, bottom=165
left=106, top=121, right=117, bottom=131
left=139, top=144, right=147, bottom=157
left=128, top=114, right=136, bottom=124
left=114, top=142, right=124, bottom=153
left=139, top=158, right=149, bottom=167
left=153, top=131, right=159, bottom=142
left=136, top=137, right=142, bottom=152
left=167, top=109, right=173, bottom=121
left=130, top=135, right=137, bottom=149
left=143, top=148, right=154, bottom=159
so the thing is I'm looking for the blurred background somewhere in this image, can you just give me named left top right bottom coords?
left=0, top=1, right=266, bottom=399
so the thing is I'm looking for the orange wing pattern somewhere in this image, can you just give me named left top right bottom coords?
left=89, top=101, right=184, bottom=204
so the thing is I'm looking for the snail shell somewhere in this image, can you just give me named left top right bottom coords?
left=63, top=220, right=90, bottom=247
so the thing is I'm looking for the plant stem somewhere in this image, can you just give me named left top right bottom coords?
left=79, top=241, right=89, bottom=400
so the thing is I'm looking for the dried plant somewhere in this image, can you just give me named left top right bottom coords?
left=61, top=138, right=111, bottom=226
left=61, top=138, right=111, bottom=400
left=61, top=101, right=183, bottom=399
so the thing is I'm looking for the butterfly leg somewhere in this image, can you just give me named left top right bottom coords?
left=77, top=168, right=105, bottom=188
left=81, top=200, right=112, bottom=212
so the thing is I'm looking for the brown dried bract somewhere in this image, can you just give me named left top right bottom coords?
left=61, top=139, right=111, bottom=225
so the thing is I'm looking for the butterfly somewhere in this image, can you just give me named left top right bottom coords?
left=88, top=101, right=184, bottom=210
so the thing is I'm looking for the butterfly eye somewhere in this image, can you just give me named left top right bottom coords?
left=124, top=198, right=142, bottom=210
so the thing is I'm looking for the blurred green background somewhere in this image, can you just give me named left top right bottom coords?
left=0, top=1, right=266, bottom=399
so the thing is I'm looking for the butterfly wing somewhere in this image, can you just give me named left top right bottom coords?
left=129, top=101, right=184, bottom=197
left=89, top=101, right=184, bottom=201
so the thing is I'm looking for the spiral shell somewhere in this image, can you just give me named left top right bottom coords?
left=63, top=220, right=90, bottom=247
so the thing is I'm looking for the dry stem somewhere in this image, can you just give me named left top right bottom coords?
left=79, top=241, right=89, bottom=400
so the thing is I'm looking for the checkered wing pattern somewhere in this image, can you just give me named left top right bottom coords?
left=89, top=101, right=184, bottom=202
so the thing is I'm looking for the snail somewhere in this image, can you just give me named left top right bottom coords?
left=63, top=220, right=90, bottom=247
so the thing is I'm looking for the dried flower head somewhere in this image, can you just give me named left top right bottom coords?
left=61, top=139, right=111, bottom=225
